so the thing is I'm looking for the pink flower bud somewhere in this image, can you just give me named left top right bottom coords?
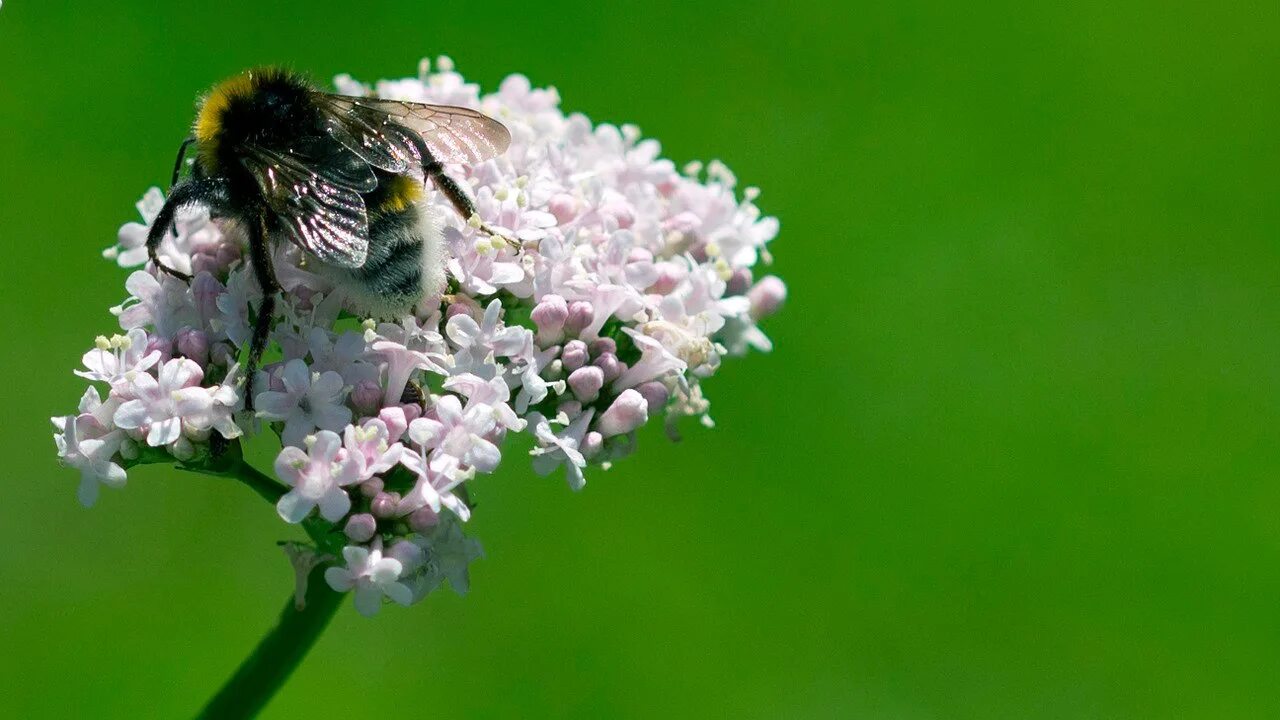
left=650, top=262, right=686, bottom=294
left=748, top=275, right=787, bottom=319
left=191, top=252, right=219, bottom=277
left=596, top=389, right=649, bottom=437
left=557, top=400, right=583, bottom=419
left=662, top=211, right=701, bottom=235
left=372, top=491, right=401, bottom=518
left=581, top=431, right=603, bottom=459
left=531, top=294, right=568, bottom=345
left=145, top=335, right=173, bottom=362
left=378, top=406, right=409, bottom=441
left=174, top=328, right=209, bottom=366
left=445, top=294, right=482, bottom=321
left=563, top=301, right=594, bottom=335
left=548, top=193, right=578, bottom=225
left=170, top=436, right=196, bottom=461
left=398, top=403, right=423, bottom=425
left=350, top=380, right=383, bottom=416
left=635, top=381, right=670, bottom=414
left=604, top=200, right=634, bottom=229
left=592, top=352, right=624, bottom=384
left=359, top=477, right=384, bottom=498
left=588, top=337, right=616, bottom=357
left=627, top=247, right=654, bottom=264
left=568, top=366, right=604, bottom=402
left=561, top=340, right=589, bottom=371
left=344, top=513, right=377, bottom=542
left=408, top=505, right=440, bottom=533
left=388, top=539, right=425, bottom=572
left=726, top=268, right=753, bottom=296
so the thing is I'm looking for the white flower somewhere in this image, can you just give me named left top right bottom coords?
left=114, top=270, right=198, bottom=339
left=324, top=544, right=413, bottom=617
left=343, top=418, right=403, bottom=481
left=309, top=328, right=376, bottom=385
left=445, top=299, right=531, bottom=367
left=273, top=430, right=364, bottom=523
left=412, top=516, right=484, bottom=597
left=529, top=410, right=595, bottom=490
left=112, top=357, right=204, bottom=447
left=614, top=327, right=688, bottom=391
left=255, top=359, right=352, bottom=448
left=53, top=413, right=126, bottom=508
left=409, top=395, right=501, bottom=477
left=214, top=265, right=260, bottom=348
left=76, top=329, right=160, bottom=383
left=443, top=373, right=526, bottom=432
left=370, top=340, right=445, bottom=408
left=174, top=364, right=244, bottom=440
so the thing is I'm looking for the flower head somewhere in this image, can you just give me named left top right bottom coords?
left=54, top=56, right=784, bottom=615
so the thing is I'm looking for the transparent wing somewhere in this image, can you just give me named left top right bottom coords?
left=316, top=92, right=512, bottom=169
left=241, top=144, right=370, bottom=268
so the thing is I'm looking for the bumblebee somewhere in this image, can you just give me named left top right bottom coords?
left=145, top=67, right=511, bottom=408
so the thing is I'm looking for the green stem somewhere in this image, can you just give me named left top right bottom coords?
left=179, top=447, right=347, bottom=718
left=194, top=565, right=345, bottom=719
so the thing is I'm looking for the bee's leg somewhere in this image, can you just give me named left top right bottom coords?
left=418, top=146, right=518, bottom=247
left=146, top=181, right=197, bottom=282
left=170, top=136, right=197, bottom=190
left=242, top=214, right=279, bottom=414
left=145, top=176, right=228, bottom=282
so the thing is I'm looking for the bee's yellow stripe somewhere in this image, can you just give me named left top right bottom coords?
left=376, top=175, right=424, bottom=213
left=193, top=69, right=273, bottom=170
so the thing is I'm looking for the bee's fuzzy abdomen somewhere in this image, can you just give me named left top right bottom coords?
left=319, top=199, right=446, bottom=319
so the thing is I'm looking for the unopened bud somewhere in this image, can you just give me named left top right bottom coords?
left=174, top=328, right=209, bottom=366
left=726, top=267, right=753, bottom=295
left=408, top=505, right=440, bottom=533
left=563, top=301, right=594, bottom=335
left=635, top=381, right=670, bottom=414
left=170, top=436, right=196, bottom=462
left=548, top=193, right=577, bottom=224
left=561, top=340, right=589, bottom=371
left=371, top=491, right=402, bottom=518
left=359, top=477, right=384, bottom=499
left=592, top=353, right=624, bottom=384
left=388, top=539, right=425, bottom=572
left=588, top=337, right=616, bottom=357
left=531, top=294, right=568, bottom=345
left=596, top=389, right=649, bottom=437
left=377, top=407, right=408, bottom=442
left=344, top=513, right=377, bottom=542
left=748, top=275, right=787, bottom=319
left=350, top=380, right=383, bottom=416
left=568, top=366, right=604, bottom=402
left=581, top=431, right=604, bottom=459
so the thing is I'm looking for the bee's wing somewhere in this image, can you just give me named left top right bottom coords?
left=315, top=93, right=512, bottom=170
left=240, top=143, right=372, bottom=268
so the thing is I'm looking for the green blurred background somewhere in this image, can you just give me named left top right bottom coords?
left=2, top=0, right=1278, bottom=717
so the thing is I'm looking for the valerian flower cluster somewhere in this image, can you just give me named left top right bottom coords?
left=53, top=58, right=786, bottom=616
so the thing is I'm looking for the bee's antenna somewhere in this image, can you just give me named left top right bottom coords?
left=170, top=136, right=197, bottom=189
